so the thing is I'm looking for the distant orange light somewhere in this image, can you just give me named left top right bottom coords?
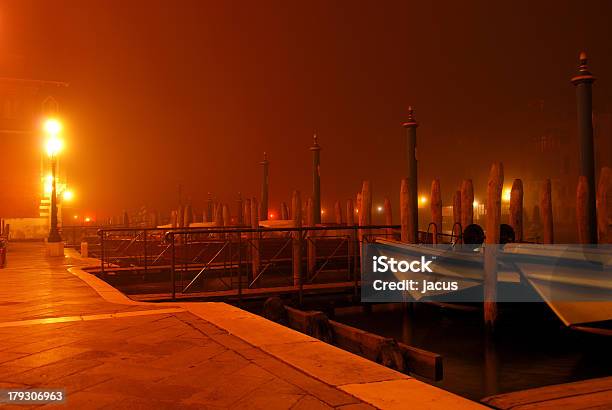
left=503, top=188, right=511, bottom=202
left=84, top=217, right=91, bottom=223
left=63, top=190, right=74, bottom=201
left=43, top=118, right=62, bottom=136
left=73, top=215, right=78, bottom=219
left=269, top=213, right=275, bottom=219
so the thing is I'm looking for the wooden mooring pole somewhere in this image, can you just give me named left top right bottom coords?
left=359, top=181, right=372, bottom=242
left=335, top=201, right=343, bottom=224
left=461, top=179, right=474, bottom=229
left=346, top=199, right=355, bottom=226
left=577, top=176, right=590, bottom=244
left=452, top=189, right=461, bottom=230
left=540, top=179, right=554, bottom=244
left=597, top=167, right=612, bottom=243
left=384, top=197, right=393, bottom=237
left=485, top=162, right=503, bottom=330
left=430, top=179, right=442, bottom=242
left=206, top=193, right=213, bottom=223
left=236, top=193, right=243, bottom=225
left=509, top=179, right=523, bottom=242
left=281, top=202, right=289, bottom=220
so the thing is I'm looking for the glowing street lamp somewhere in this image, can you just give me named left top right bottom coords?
left=45, top=118, right=63, bottom=243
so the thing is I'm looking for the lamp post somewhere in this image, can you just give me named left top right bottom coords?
left=44, top=119, right=63, bottom=243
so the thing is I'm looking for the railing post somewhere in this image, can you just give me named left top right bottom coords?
left=430, top=179, right=442, bottom=243
left=292, top=190, right=302, bottom=288
left=171, top=233, right=176, bottom=300
left=100, top=230, right=105, bottom=275
left=353, top=225, right=359, bottom=297
left=238, top=232, right=243, bottom=305
left=143, top=229, right=148, bottom=278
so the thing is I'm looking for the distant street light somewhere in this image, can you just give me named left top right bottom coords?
left=63, top=190, right=74, bottom=202
left=502, top=188, right=511, bottom=202
left=44, top=119, right=63, bottom=243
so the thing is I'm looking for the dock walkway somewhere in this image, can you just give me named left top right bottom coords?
left=0, top=242, right=482, bottom=409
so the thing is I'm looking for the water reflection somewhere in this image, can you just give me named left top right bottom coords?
left=335, top=302, right=610, bottom=400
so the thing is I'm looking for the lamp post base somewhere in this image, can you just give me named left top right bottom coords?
left=46, top=241, right=64, bottom=257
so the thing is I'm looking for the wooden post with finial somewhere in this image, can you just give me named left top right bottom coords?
left=384, top=197, right=393, bottom=237
left=430, top=179, right=442, bottom=242
left=577, top=176, right=590, bottom=243
left=509, top=179, right=523, bottom=242
left=597, top=167, right=612, bottom=243
left=571, top=52, right=598, bottom=243
left=485, top=162, right=503, bottom=330
left=402, top=106, right=419, bottom=243
left=540, top=179, right=554, bottom=244
left=311, top=134, right=322, bottom=224
left=292, top=191, right=302, bottom=287
left=461, top=180, right=474, bottom=230
left=260, top=152, right=269, bottom=221
left=250, top=198, right=260, bottom=279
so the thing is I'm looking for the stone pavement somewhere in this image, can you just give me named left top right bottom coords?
left=0, top=243, right=374, bottom=409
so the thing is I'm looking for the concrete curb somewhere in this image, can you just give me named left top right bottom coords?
left=68, top=265, right=485, bottom=409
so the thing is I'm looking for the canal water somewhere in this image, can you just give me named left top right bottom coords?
left=333, top=302, right=611, bottom=401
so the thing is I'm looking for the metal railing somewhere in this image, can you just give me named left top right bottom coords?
left=89, top=222, right=489, bottom=302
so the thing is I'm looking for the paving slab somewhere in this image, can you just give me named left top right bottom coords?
left=0, top=243, right=371, bottom=408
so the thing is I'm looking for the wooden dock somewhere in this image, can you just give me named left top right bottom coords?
left=482, top=376, right=612, bottom=409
